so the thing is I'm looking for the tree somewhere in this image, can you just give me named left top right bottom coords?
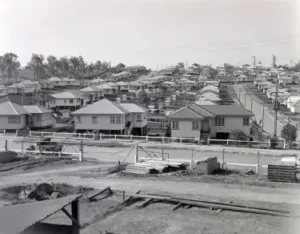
left=69, top=56, right=84, bottom=78
left=94, top=60, right=102, bottom=71
left=224, top=63, right=234, bottom=74
left=281, top=123, right=297, bottom=144
left=272, top=54, right=277, bottom=68
left=46, top=55, right=58, bottom=76
left=27, top=54, right=45, bottom=80
left=58, top=57, right=70, bottom=76
left=1, top=53, right=20, bottom=80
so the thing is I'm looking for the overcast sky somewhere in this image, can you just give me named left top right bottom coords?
left=0, top=0, right=299, bottom=69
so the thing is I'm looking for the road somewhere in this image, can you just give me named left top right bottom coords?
left=1, top=139, right=288, bottom=166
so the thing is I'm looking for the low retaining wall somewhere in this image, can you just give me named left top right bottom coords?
left=194, top=157, right=219, bottom=174
left=267, top=165, right=297, bottom=183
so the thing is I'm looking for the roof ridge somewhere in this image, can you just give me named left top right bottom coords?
left=194, top=103, right=215, bottom=115
left=9, top=101, right=19, bottom=115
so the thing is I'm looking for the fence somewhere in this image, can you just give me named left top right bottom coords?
left=0, top=130, right=5, bottom=136
left=27, top=131, right=288, bottom=149
left=0, top=139, right=83, bottom=161
left=136, top=144, right=287, bottom=176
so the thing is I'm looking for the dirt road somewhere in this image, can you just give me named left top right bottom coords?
left=0, top=165, right=300, bottom=206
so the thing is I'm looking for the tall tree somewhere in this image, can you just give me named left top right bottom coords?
left=58, top=57, right=70, bottom=76
left=27, top=54, right=45, bottom=80
left=69, top=56, right=86, bottom=78
left=94, top=60, right=102, bottom=71
left=1, top=53, right=20, bottom=80
left=0, top=56, right=5, bottom=78
left=46, top=55, right=58, bottom=76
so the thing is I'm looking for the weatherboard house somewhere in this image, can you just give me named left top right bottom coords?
left=72, top=99, right=147, bottom=135
left=168, top=104, right=253, bottom=140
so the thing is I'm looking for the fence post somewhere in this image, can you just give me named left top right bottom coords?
left=283, top=140, right=286, bottom=149
left=190, top=148, right=194, bottom=170
left=79, top=141, right=84, bottom=162
left=93, top=133, right=95, bottom=140
left=130, top=135, right=133, bottom=141
left=16, top=130, right=18, bottom=137
left=162, top=136, right=164, bottom=144
left=222, top=149, right=225, bottom=169
left=58, top=151, right=61, bottom=159
left=134, top=142, right=138, bottom=163
left=207, top=137, right=210, bottom=145
left=39, top=145, right=42, bottom=158
left=256, top=151, right=260, bottom=174
left=29, top=130, right=32, bottom=137
left=227, top=139, right=229, bottom=145
left=198, top=137, right=200, bottom=144
left=4, top=140, right=7, bottom=151
left=162, top=148, right=164, bottom=161
left=41, top=132, right=44, bottom=137
left=21, top=141, right=24, bottom=153
left=115, top=134, right=117, bottom=140
left=78, top=133, right=81, bottom=138
left=180, top=137, right=182, bottom=144
left=269, top=139, right=271, bottom=148
left=146, top=135, right=148, bottom=142
left=3, top=129, right=6, bottom=136
left=99, top=133, right=102, bottom=140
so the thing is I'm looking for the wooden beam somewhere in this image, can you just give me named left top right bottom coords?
left=215, top=209, right=223, bottom=215
left=71, top=200, right=80, bottom=234
left=88, top=187, right=111, bottom=201
left=138, top=198, right=153, bottom=208
left=173, top=202, right=182, bottom=211
left=123, top=190, right=141, bottom=204
left=61, top=207, right=81, bottom=228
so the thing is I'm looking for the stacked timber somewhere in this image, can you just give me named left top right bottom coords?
left=267, top=165, right=297, bottom=183
left=124, top=160, right=187, bottom=175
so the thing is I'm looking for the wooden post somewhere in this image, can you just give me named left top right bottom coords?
left=269, top=139, right=271, bottom=148
left=227, top=139, right=229, bottom=145
left=162, top=148, right=164, bottom=161
left=99, top=133, right=102, bottom=140
left=78, top=133, right=81, bottom=138
left=4, top=140, right=7, bottom=151
left=21, top=141, right=24, bottom=153
left=130, top=135, right=133, bottom=141
left=180, top=137, right=182, bottom=144
left=207, top=137, right=210, bottom=145
left=71, top=199, right=80, bottom=234
left=190, top=148, right=194, bottom=170
left=79, top=141, right=84, bottom=162
left=283, top=140, right=286, bottom=149
left=162, top=136, right=165, bottom=143
left=39, top=145, right=42, bottom=158
left=122, top=190, right=125, bottom=202
left=256, top=151, right=260, bottom=174
left=115, top=134, right=117, bottom=139
left=222, top=149, right=225, bottom=169
left=134, top=142, right=138, bottom=163
left=146, top=135, right=148, bottom=142
left=198, top=137, right=200, bottom=144
left=58, top=151, right=61, bottom=159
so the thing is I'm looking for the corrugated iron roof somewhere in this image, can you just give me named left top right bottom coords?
left=0, top=101, right=28, bottom=115
left=0, top=194, right=81, bottom=234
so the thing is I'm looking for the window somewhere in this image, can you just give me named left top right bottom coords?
left=9, top=116, right=21, bottom=124
left=116, top=116, right=121, bottom=124
left=215, top=117, right=225, bottom=126
left=192, top=121, right=199, bottom=130
left=69, top=99, right=74, bottom=103
left=77, top=116, right=81, bottom=124
left=136, top=114, right=142, bottom=122
left=172, top=121, right=179, bottom=129
left=243, top=117, right=250, bottom=126
left=92, top=116, right=97, bottom=124
left=64, top=100, right=67, bottom=104
left=110, top=116, right=116, bottom=124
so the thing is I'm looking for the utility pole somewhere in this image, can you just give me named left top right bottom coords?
left=252, top=56, right=256, bottom=69
left=273, top=76, right=279, bottom=138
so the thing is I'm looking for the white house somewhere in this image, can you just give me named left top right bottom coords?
left=62, top=78, right=81, bottom=87
left=287, top=93, right=300, bottom=109
left=80, top=86, right=103, bottom=103
left=20, top=80, right=41, bottom=92
left=290, top=100, right=300, bottom=113
left=40, top=80, right=55, bottom=90
left=278, top=76, right=292, bottom=86
left=24, top=105, right=55, bottom=129
left=48, top=77, right=65, bottom=87
left=116, top=81, right=129, bottom=92
left=168, top=104, right=253, bottom=140
left=90, top=78, right=105, bottom=86
left=129, top=81, right=142, bottom=92
left=51, top=90, right=85, bottom=118
left=0, top=101, right=28, bottom=130
left=96, top=84, right=116, bottom=96
left=72, top=99, right=147, bottom=135
left=0, top=86, right=9, bottom=97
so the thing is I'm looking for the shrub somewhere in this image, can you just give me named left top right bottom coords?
left=281, top=123, right=297, bottom=144
left=229, top=130, right=248, bottom=141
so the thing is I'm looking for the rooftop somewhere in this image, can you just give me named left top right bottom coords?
left=24, top=105, right=52, bottom=114
left=72, top=99, right=128, bottom=115
left=201, top=105, right=254, bottom=116
left=0, top=101, right=28, bottom=115
left=52, top=90, right=84, bottom=99
left=119, top=103, right=146, bottom=113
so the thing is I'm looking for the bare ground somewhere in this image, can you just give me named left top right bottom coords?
left=1, top=159, right=300, bottom=233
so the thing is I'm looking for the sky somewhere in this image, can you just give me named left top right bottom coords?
left=0, top=0, right=299, bottom=69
